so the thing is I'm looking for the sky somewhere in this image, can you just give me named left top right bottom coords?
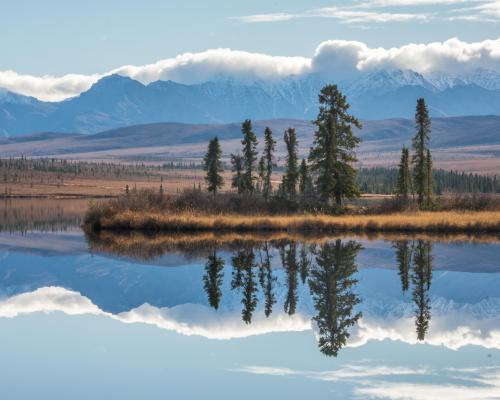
left=0, top=0, right=499, bottom=100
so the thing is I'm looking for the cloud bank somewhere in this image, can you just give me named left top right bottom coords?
left=1, top=38, right=499, bottom=101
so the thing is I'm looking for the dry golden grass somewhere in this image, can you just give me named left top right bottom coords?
left=94, top=210, right=500, bottom=234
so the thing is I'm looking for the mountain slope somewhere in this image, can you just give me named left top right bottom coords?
left=1, top=69, right=500, bottom=136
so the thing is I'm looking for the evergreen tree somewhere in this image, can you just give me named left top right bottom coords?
left=299, top=158, right=313, bottom=196
left=308, top=84, right=361, bottom=207
left=240, top=119, right=258, bottom=193
left=395, top=147, right=411, bottom=199
left=308, top=239, right=363, bottom=357
left=282, top=128, right=299, bottom=199
left=203, top=251, right=225, bottom=310
left=412, top=98, right=431, bottom=207
left=203, top=137, right=224, bottom=194
left=257, top=156, right=266, bottom=194
left=261, top=127, right=276, bottom=200
left=231, top=153, right=244, bottom=193
left=425, top=149, right=433, bottom=207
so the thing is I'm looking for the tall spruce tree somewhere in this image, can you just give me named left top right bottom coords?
left=308, top=84, right=361, bottom=207
left=395, top=147, right=411, bottom=199
left=298, top=158, right=312, bottom=195
left=240, top=119, right=258, bottom=193
left=261, top=127, right=276, bottom=200
left=203, top=137, right=224, bottom=194
left=231, top=153, right=244, bottom=193
left=425, top=149, right=433, bottom=207
left=412, top=98, right=431, bottom=208
left=282, top=128, right=299, bottom=199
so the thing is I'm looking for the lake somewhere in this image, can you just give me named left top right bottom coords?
left=0, top=199, right=499, bottom=399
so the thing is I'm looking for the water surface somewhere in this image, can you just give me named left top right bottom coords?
left=0, top=204, right=499, bottom=399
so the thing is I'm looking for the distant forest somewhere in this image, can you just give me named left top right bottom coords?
left=358, top=167, right=499, bottom=194
left=0, top=157, right=498, bottom=195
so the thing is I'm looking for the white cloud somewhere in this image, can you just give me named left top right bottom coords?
left=355, top=375, right=500, bottom=400
left=232, top=1, right=500, bottom=24
left=365, top=0, right=480, bottom=6
left=0, top=38, right=499, bottom=102
left=235, top=364, right=500, bottom=400
left=452, top=0, right=500, bottom=20
left=0, top=71, right=100, bottom=102
left=310, top=7, right=431, bottom=23
left=229, top=13, right=297, bottom=23
left=232, top=6, right=430, bottom=25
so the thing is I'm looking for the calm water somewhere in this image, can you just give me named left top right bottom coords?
left=0, top=201, right=499, bottom=399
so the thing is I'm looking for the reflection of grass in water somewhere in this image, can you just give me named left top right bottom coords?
left=85, top=230, right=499, bottom=261
left=0, top=198, right=86, bottom=232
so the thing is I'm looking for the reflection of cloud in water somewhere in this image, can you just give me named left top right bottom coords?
left=1, top=286, right=499, bottom=349
left=234, top=365, right=500, bottom=400
left=0, top=287, right=311, bottom=339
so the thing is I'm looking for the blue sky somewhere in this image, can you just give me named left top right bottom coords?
left=1, top=0, right=499, bottom=75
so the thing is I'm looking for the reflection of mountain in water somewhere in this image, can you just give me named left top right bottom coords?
left=0, top=233, right=499, bottom=356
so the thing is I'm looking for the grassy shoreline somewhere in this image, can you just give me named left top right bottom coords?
left=86, top=210, right=500, bottom=234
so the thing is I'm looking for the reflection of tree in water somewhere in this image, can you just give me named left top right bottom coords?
left=308, top=239, right=363, bottom=357
left=231, top=248, right=258, bottom=324
left=392, top=240, right=413, bottom=293
left=412, top=240, right=433, bottom=341
left=393, top=239, right=433, bottom=340
left=299, top=244, right=313, bottom=284
left=280, top=242, right=299, bottom=316
left=258, top=242, right=276, bottom=317
left=203, top=251, right=225, bottom=310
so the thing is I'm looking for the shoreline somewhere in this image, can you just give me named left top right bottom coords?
left=86, top=211, right=500, bottom=234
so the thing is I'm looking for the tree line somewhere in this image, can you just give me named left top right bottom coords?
left=358, top=167, right=499, bottom=194
left=204, top=85, right=491, bottom=210
left=204, top=84, right=362, bottom=208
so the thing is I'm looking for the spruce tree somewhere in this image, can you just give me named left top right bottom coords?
left=412, top=98, right=431, bottom=208
left=308, top=84, right=361, bottom=207
left=395, top=147, right=411, bottom=199
left=282, top=128, right=299, bottom=199
left=231, top=153, right=244, bottom=193
left=240, top=119, right=258, bottom=193
left=425, top=149, right=433, bottom=208
left=203, top=137, right=224, bottom=194
left=298, top=158, right=312, bottom=195
left=261, top=127, right=276, bottom=200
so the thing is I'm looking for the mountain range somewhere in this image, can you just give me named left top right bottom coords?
left=1, top=68, right=500, bottom=136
